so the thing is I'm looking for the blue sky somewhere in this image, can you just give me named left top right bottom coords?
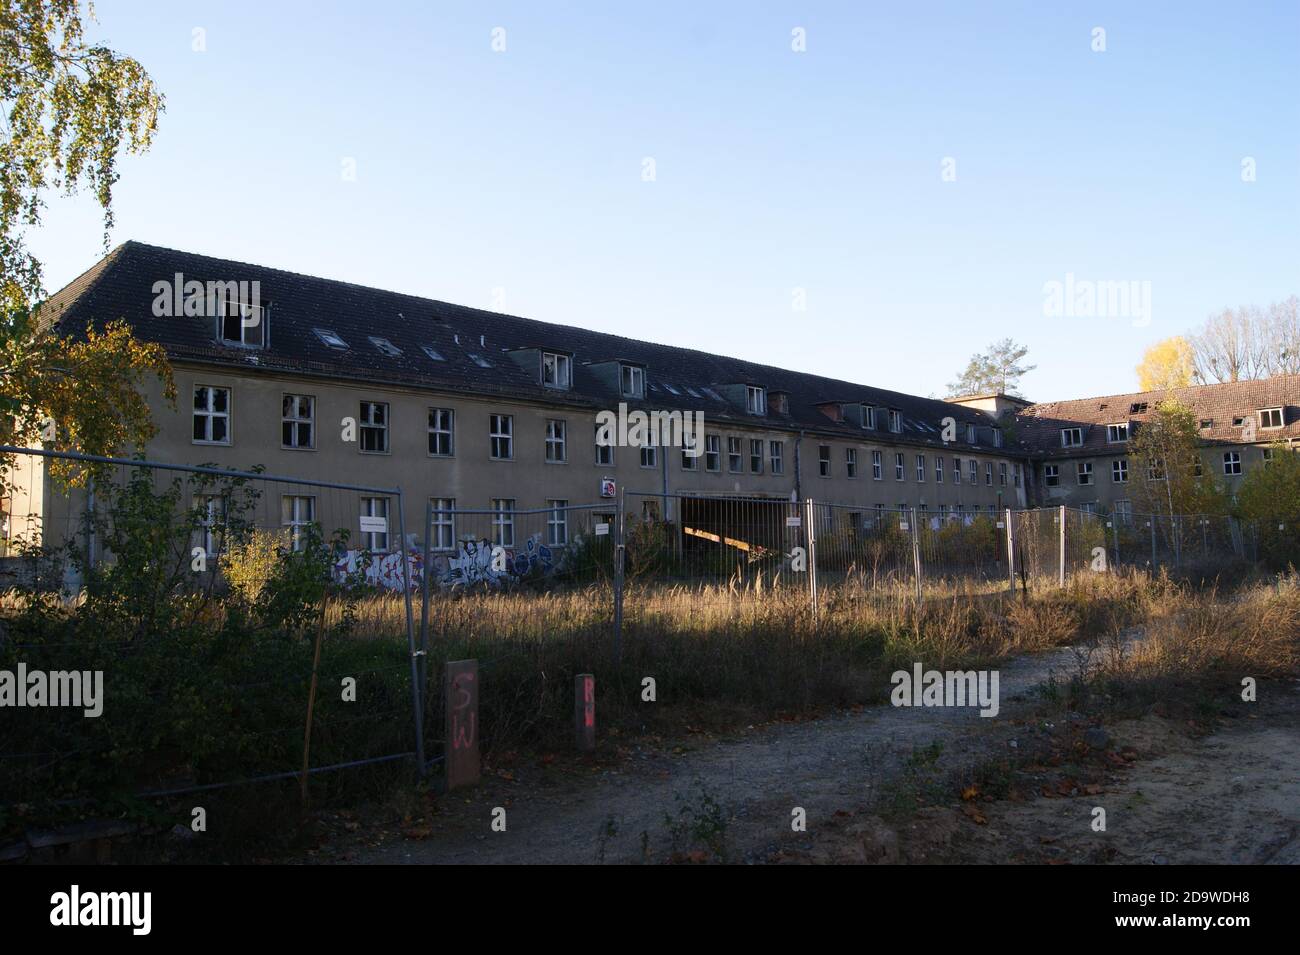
left=31, top=1, right=1300, bottom=402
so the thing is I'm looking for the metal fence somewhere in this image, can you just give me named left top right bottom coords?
left=2, top=441, right=1290, bottom=811
left=0, top=444, right=424, bottom=809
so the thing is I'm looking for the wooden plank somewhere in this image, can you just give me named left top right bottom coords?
left=445, top=659, right=480, bottom=790
left=575, top=673, right=595, bottom=751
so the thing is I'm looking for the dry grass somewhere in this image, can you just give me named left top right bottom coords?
left=327, top=570, right=1166, bottom=753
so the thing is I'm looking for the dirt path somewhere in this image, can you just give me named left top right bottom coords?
left=346, top=644, right=1097, bottom=864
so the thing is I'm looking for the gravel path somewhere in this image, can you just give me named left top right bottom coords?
left=354, top=643, right=1090, bottom=864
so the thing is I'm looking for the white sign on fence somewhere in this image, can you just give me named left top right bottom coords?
left=359, top=516, right=388, bottom=534
left=595, top=523, right=610, bottom=536
left=786, top=516, right=801, bottom=527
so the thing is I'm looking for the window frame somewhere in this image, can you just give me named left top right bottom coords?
left=545, top=418, right=568, bottom=464
left=278, top=394, right=315, bottom=450
left=427, top=407, right=455, bottom=457
left=193, top=385, right=232, bottom=446
left=489, top=413, right=514, bottom=460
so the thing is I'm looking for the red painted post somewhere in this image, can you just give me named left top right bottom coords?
left=445, top=660, right=480, bottom=790
left=575, top=673, right=595, bottom=751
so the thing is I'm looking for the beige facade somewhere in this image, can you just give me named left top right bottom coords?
left=146, top=363, right=1025, bottom=531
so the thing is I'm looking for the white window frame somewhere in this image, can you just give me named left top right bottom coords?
left=1106, top=423, right=1129, bottom=444
left=621, top=364, right=645, bottom=399
left=193, top=385, right=231, bottom=446
left=746, top=386, right=767, bottom=415
left=818, top=444, right=831, bottom=478
left=281, top=495, right=316, bottom=552
left=1076, top=461, right=1093, bottom=485
left=361, top=496, right=390, bottom=552
left=542, top=352, right=572, bottom=390
left=428, top=407, right=454, bottom=457
left=547, top=500, right=569, bottom=546
left=750, top=438, right=764, bottom=474
left=640, top=443, right=657, bottom=468
left=1044, top=463, right=1060, bottom=487
left=894, top=452, right=905, bottom=481
left=1111, top=458, right=1128, bottom=483
left=916, top=454, right=926, bottom=483
left=545, top=418, right=567, bottom=463
left=845, top=447, right=857, bottom=479
left=770, top=440, right=784, bottom=475
left=595, top=423, right=615, bottom=466
left=196, top=494, right=226, bottom=558
left=430, top=498, right=456, bottom=551
left=1061, top=427, right=1084, bottom=448
left=728, top=436, right=743, bottom=473
left=1223, top=451, right=1242, bottom=475
left=491, top=499, right=515, bottom=548
left=705, top=435, right=721, bottom=472
left=889, top=409, right=902, bottom=433
left=281, top=394, right=314, bottom=450
left=490, top=413, right=513, bottom=460
left=872, top=450, right=882, bottom=480
left=359, top=400, right=389, bottom=454
left=1259, top=407, right=1284, bottom=430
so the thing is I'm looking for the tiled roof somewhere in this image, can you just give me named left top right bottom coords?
left=39, top=241, right=1007, bottom=454
left=1016, top=378, right=1300, bottom=457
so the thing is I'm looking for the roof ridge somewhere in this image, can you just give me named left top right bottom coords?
left=98, top=240, right=997, bottom=421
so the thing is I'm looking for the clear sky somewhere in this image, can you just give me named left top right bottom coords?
left=30, top=1, right=1300, bottom=403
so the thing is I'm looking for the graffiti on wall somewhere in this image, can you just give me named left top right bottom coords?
left=432, top=533, right=554, bottom=588
left=333, top=547, right=424, bottom=593
left=331, top=533, right=562, bottom=592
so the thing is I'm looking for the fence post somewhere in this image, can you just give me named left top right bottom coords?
left=419, top=500, right=432, bottom=711
left=1150, top=518, right=1157, bottom=568
left=1058, top=505, right=1066, bottom=588
left=910, top=507, right=922, bottom=601
left=1111, top=517, right=1120, bottom=568
left=804, top=498, right=818, bottom=617
left=1004, top=508, right=1015, bottom=595
left=613, top=489, right=625, bottom=665
left=396, top=489, right=426, bottom=776
left=575, top=674, right=595, bottom=751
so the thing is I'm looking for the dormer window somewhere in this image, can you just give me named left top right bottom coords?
left=888, top=409, right=902, bottom=433
left=746, top=386, right=767, bottom=415
left=216, top=300, right=267, bottom=348
left=369, top=336, right=401, bottom=357
left=1259, top=407, right=1284, bottom=429
left=992, top=429, right=1003, bottom=448
left=1129, top=402, right=1149, bottom=414
left=1106, top=423, right=1129, bottom=443
left=313, top=327, right=348, bottom=350
left=864, top=405, right=876, bottom=429
left=621, top=364, right=645, bottom=399
left=542, top=351, right=572, bottom=389
left=1061, top=427, right=1084, bottom=448
left=965, top=423, right=975, bottom=443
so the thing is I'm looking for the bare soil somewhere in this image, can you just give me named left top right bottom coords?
left=308, top=644, right=1298, bottom=865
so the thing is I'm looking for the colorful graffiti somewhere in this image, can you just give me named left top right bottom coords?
left=432, top=533, right=554, bottom=588
left=331, top=533, right=565, bottom=592
left=333, top=547, right=424, bottom=593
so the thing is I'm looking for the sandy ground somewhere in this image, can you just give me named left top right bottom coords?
left=316, top=642, right=1298, bottom=865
